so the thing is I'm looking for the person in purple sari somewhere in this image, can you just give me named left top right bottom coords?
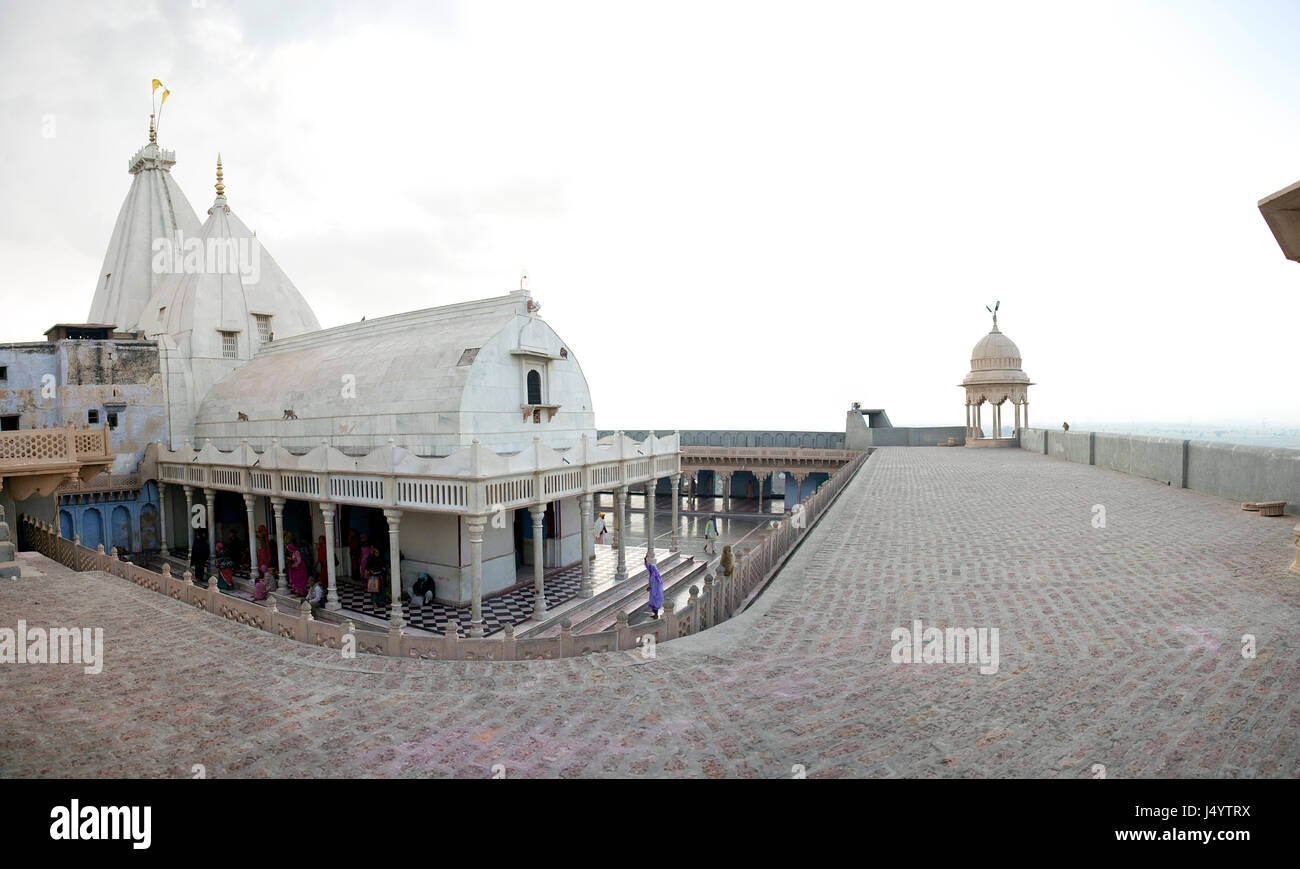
left=645, top=556, right=663, bottom=618
left=287, top=543, right=309, bottom=596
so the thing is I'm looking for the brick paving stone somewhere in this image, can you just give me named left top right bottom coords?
left=1, top=446, right=1298, bottom=777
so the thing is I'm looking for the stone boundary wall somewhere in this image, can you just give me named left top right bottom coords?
left=16, top=450, right=868, bottom=662
left=601, top=430, right=847, bottom=449
left=857, top=426, right=967, bottom=447
left=1021, top=428, right=1300, bottom=513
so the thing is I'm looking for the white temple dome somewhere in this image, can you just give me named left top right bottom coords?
left=963, top=324, right=1030, bottom=385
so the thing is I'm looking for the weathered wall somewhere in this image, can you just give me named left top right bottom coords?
left=605, top=429, right=846, bottom=449
left=1022, top=428, right=1300, bottom=513
left=861, top=426, right=967, bottom=447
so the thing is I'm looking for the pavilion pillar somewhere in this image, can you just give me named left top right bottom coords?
left=1024, top=401, right=1029, bottom=430
left=755, top=472, right=769, bottom=515
left=182, top=485, right=196, bottom=554
left=579, top=494, right=594, bottom=598
left=614, top=486, right=628, bottom=582
left=610, top=489, right=619, bottom=548
left=467, top=515, right=487, bottom=636
left=321, top=502, right=340, bottom=611
left=529, top=503, right=548, bottom=619
left=203, top=488, right=217, bottom=549
left=792, top=472, right=807, bottom=503
left=720, top=472, right=731, bottom=513
left=383, top=508, right=404, bottom=628
left=644, top=479, right=657, bottom=566
left=271, top=497, right=288, bottom=593
left=669, top=475, right=680, bottom=553
left=157, top=484, right=170, bottom=553
left=242, top=493, right=257, bottom=577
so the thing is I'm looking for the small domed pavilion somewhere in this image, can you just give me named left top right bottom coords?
left=960, top=305, right=1033, bottom=447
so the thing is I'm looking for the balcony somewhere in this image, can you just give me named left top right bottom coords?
left=0, top=425, right=114, bottom=501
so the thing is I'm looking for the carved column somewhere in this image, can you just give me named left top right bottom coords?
left=644, top=479, right=657, bottom=566
left=579, top=494, right=594, bottom=598
left=467, top=515, right=487, bottom=636
left=321, top=502, right=340, bottom=611
left=182, top=485, right=195, bottom=554
left=669, top=475, right=680, bottom=553
left=271, top=496, right=288, bottom=593
left=242, top=493, right=257, bottom=579
left=203, top=488, right=217, bottom=550
left=755, top=472, right=769, bottom=515
left=614, top=486, right=628, bottom=582
left=383, top=508, right=403, bottom=628
left=529, top=503, right=548, bottom=619
left=720, top=472, right=731, bottom=513
left=157, top=484, right=169, bottom=553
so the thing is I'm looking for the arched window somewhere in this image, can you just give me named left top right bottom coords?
left=527, top=369, right=542, bottom=405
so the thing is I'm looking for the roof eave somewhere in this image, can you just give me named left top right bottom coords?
left=1258, top=178, right=1300, bottom=263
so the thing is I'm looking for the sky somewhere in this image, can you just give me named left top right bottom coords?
left=2, top=0, right=1299, bottom=433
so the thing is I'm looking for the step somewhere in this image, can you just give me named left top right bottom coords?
left=530, top=556, right=700, bottom=639
left=520, top=553, right=688, bottom=638
left=0, top=560, right=21, bottom=579
left=589, top=560, right=710, bottom=633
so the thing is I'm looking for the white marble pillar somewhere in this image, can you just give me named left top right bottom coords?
left=383, top=508, right=403, bottom=628
left=242, top=493, right=257, bottom=578
left=579, top=494, right=594, bottom=598
left=203, top=488, right=217, bottom=551
left=720, top=473, right=731, bottom=513
left=271, top=497, right=288, bottom=593
left=182, top=486, right=195, bottom=554
left=755, top=472, right=768, bottom=515
left=157, top=484, right=170, bottom=553
left=644, top=479, right=657, bottom=565
left=529, top=503, right=548, bottom=619
left=614, top=486, right=628, bottom=581
left=1024, top=401, right=1029, bottom=430
left=669, top=475, right=680, bottom=552
left=321, top=502, right=340, bottom=611
left=467, top=515, right=487, bottom=636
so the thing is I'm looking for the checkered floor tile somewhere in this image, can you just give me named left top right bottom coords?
left=334, top=547, right=625, bottom=636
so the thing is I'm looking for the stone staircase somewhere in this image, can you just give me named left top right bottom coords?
left=520, top=552, right=708, bottom=638
left=0, top=506, right=19, bottom=579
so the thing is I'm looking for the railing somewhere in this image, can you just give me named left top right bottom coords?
left=17, top=449, right=869, bottom=661
left=56, top=473, right=142, bottom=494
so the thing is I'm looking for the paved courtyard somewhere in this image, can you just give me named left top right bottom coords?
left=2, top=446, right=1297, bottom=778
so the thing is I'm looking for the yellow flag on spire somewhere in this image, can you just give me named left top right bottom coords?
left=152, top=78, right=163, bottom=92
left=160, top=89, right=170, bottom=105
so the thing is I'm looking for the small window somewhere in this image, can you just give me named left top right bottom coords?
left=0, top=365, right=7, bottom=380
left=254, top=314, right=272, bottom=343
left=87, top=409, right=99, bottom=425
left=220, top=330, right=238, bottom=359
left=107, top=412, right=119, bottom=430
left=526, top=369, right=542, bottom=405
left=0, top=415, right=19, bottom=431
left=457, top=348, right=480, bottom=366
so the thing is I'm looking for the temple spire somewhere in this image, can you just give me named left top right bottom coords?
left=215, top=154, right=225, bottom=198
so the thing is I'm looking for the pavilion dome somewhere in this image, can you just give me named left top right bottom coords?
left=963, top=322, right=1030, bottom=385
left=192, top=291, right=596, bottom=457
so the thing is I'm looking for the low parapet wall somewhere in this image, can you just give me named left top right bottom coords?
left=1022, top=428, right=1300, bottom=513
left=856, top=426, right=967, bottom=447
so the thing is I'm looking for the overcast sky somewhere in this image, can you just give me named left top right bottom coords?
left=2, top=0, right=1299, bottom=432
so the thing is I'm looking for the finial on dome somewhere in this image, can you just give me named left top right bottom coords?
left=985, top=300, right=1000, bottom=331
left=215, top=153, right=225, bottom=198
left=149, top=114, right=157, bottom=145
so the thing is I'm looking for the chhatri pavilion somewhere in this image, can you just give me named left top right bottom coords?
left=961, top=304, right=1033, bottom=447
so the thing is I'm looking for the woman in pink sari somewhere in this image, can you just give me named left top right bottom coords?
left=287, top=543, right=309, bottom=596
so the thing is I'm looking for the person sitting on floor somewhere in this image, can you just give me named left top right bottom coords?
left=253, top=569, right=270, bottom=601
left=412, top=572, right=436, bottom=606
left=306, top=576, right=325, bottom=608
